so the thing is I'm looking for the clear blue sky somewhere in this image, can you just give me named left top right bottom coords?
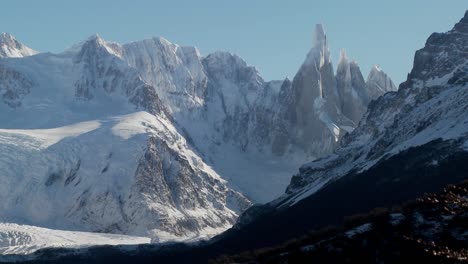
left=1, top=0, right=467, bottom=85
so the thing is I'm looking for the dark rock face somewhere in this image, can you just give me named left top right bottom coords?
left=0, top=64, right=33, bottom=108
left=271, top=26, right=353, bottom=157
left=402, top=10, right=468, bottom=88
left=336, top=53, right=369, bottom=124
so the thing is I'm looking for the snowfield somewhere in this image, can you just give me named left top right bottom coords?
left=0, top=222, right=150, bottom=255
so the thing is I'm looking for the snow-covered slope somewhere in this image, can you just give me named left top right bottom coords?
left=0, top=223, right=149, bottom=256
left=122, top=37, right=207, bottom=113
left=0, top=112, right=250, bottom=241
left=0, top=34, right=165, bottom=126
left=0, top=33, right=38, bottom=58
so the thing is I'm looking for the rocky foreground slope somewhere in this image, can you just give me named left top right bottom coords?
left=217, top=180, right=468, bottom=264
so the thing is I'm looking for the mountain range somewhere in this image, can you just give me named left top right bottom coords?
left=0, top=22, right=395, bottom=245
left=4, top=9, right=465, bottom=264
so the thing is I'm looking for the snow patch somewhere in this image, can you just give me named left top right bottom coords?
left=345, top=223, right=372, bottom=238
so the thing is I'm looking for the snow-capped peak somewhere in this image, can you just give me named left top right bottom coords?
left=86, top=33, right=109, bottom=47
left=313, top=24, right=327, bottom=49
left=76, top=34, right=123, bottom=59
left=0, top=32, right=38, bottom=58
left=0, top=32, right=15, bottom=42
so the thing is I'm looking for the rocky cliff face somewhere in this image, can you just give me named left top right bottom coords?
left=336, top=49, right=368, bottom=125
left=402, top=11, right=468, bottom=88
left=0, top=64, right=33, bottom=108
left=272, top=25, right=350, bottom=156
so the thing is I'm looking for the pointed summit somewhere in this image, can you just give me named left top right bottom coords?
left=0, top=33, right=38, bottom=58
left=367, top=65, right=397, bottom=94
left=313, top=24, right=327, bottom=49
left=86, top=33, right=104, bottom=43
left=0, top=32, right=14, bottom=41
left=304, top=24, right=331, bottom=66
left=75, top=34, right=123, bottom=60
left=337, top=49, right=350, bottom=69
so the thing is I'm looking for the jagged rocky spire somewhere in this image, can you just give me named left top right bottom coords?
left=366, top=65, right=397, bottom=97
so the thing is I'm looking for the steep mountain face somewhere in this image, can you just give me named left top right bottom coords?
left=271, top=25, right=352, bottom=157
left=122, top=37, right=208, bottom=113
left=402, top=12, right=468, bottom=89
left=200, top=51, right=265, bottom=149
left=335, top=50, right=397, bottom=125
left=74, top=35, right=166, bottom=116
left=271, top=25, right=396, bottom=157
left=336, top=49, right=368, bottom=124
left=0, top=33, right=38, bottom=58
left=205, top=11, right=468, bottom=254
